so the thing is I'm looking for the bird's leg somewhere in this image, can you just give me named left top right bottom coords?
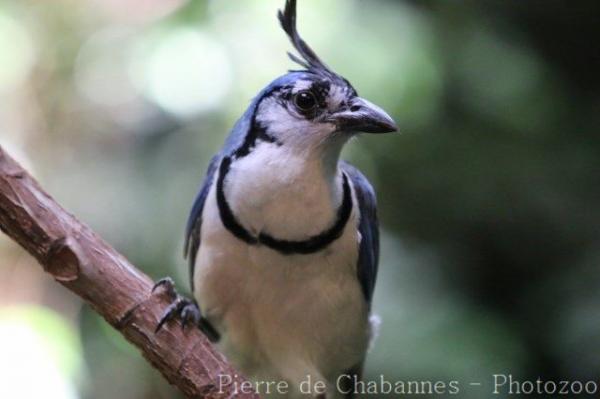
left=152, top=277, right=220, bottom=342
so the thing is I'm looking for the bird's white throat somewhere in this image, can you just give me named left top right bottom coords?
left=223, top=140, right=346, bottom=241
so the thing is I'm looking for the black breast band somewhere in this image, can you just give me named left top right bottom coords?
left=216, top=155, right=353, bottom=255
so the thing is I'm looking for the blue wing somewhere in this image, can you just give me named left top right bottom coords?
left=183, top=80, right=261, bottom=291
left=183, top=90, right=259, bottom=291
left=184, top=155, right=219, bottom=291
left=341, top=162, right=380, bottom=305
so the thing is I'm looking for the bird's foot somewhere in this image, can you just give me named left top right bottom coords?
left=152, top=277, right=220, bottom=342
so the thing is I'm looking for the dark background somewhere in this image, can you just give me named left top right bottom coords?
left=0, top=0, right=598, bottom=398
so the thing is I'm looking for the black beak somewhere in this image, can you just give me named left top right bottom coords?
left=331, top=97, right=398, bottom=134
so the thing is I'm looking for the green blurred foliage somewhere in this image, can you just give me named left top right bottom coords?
left=0, top=0, right=599, bottom=398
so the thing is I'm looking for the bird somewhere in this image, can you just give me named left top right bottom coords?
left=154, top=0, right=397, bottom=397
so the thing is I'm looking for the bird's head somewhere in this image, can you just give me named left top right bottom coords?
left=243, top=0, right=397, bottom=156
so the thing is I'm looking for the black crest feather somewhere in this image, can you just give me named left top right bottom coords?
left=278, top=0, right=337, bottom=79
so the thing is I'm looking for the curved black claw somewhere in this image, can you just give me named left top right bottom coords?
left=152, top=277, right=178, bottom=299
left=152, top=279, right=221, bottom=342
left=155, top=296, right=193, bottom=333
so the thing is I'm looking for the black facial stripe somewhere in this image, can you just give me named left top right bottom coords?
left=255, top=122, right=282, bottom=146
left=281, top=79, right=332, bottom=120
left=267, top=78, right=358, bottom=124
left=234, top=125, right=280, bottom=158
left=234, top=87, right=285, bottom=158
left=216, top=155, right=353, bottom=255
left=311, top=80, right=331, bottom=106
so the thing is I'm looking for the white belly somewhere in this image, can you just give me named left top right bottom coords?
left=193, top=163, right=370, bottom=394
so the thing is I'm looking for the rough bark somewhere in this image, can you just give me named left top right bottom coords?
left=0, top=146, right=257, bottom=399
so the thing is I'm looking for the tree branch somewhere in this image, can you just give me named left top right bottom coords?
left=0, top=146, right=257, bottom=399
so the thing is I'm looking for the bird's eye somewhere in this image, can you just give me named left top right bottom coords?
left=293, top=91, right=318, bottom=112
